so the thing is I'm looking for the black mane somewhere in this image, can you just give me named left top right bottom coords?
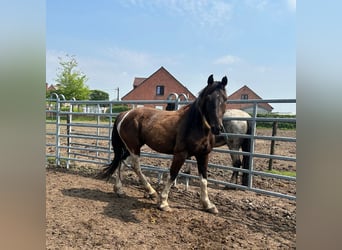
left=185, top=79, right=227, bottom=134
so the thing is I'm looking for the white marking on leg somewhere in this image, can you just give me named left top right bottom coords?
left=199, top=176, right=210, bottom=208
left=113, top=163, right=125, bottom=196
left=113, top=153, right=136, bottom=197
left=130, top=154, right=157, bottom=198
left=199, top=175, right=218, bottom=214
left=117, top=111, right=157, bottom=198
left=159, top=174, right=173, bottom=211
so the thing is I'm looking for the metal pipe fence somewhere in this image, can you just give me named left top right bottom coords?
left=46, top=95, right=296, bottom=200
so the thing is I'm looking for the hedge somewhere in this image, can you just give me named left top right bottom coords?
left=256, top=113, right=296, bottom=129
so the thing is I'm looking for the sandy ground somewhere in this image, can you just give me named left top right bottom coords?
left=46, top=127, right=296, bottom=249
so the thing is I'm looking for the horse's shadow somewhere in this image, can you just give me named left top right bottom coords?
left=61, top=187, right=155, bottom=223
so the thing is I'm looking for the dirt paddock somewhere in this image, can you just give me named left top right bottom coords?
left=46, top=129, right=296, bottom=249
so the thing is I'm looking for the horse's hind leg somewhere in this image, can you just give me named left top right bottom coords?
left=113, top=163, right=125, bottom=197
left=182, top=156, right=192, bottom=174
left=241, top=155, right=250, bottom=186
left=227, top=140, right=243, bottom=186
left=159, top=174, right=174, bottom=212
left=130, top=154, right=157, bottom=199
left=230, top=155, right=242, bottom=184
left=112, top=157, right=132, bottom=197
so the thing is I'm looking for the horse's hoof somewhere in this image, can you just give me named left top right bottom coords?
left=158, top=204, right=172, bottom=212
left=205, top=206, right=218, bottom=214
left=115, top=192, right=126, bottom=198
left=114, top=189, right=126, bottom=198
left=144, top=191, right=158, bottom=200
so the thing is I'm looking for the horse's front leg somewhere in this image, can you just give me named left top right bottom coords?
left=159, top=153, right=187, bottom=212
left=196, top=154, right=218, bottom=214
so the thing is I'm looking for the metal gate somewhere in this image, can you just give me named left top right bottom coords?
left=46, top=95, right=296, bottom=200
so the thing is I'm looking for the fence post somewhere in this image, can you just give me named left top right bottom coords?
left=96, top=103, right=100, bottom=159
left=66, top=97, right=75, bottom=169
left=66, top=106, right=71, bottom=168
left=55, top=96, right=61, bottom=166
left=268, top=121, right=278, bottom=171
left=246, top=102, right=257, bottom=188
left=108, top=102, right=113, bottom=164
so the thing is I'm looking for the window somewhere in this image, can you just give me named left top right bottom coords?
left=156, top=85, right=164, bottom=96
left=241, top=94, right=248, bottom=100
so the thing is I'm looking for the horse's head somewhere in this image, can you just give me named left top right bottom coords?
left=200, top=74, right=228, bottom=135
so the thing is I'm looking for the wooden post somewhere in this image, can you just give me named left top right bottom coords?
left=268, top=121, right=278, bottom=171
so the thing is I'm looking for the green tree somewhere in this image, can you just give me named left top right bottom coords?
left=89, top=89, right=109, bottom=100
left=55, top=55, right=90, bottom=100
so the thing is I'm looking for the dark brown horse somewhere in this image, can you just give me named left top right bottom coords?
left=167, top=102, right=253, bottom=186
left=99, top=75, right=228, bottom=214
left=183, top=109, right=252, bottom=186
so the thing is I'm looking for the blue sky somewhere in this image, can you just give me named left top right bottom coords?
left=46, top=0, right=296, bottom=113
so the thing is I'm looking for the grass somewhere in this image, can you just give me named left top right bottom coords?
left=266, top=169, right=296, bottom=177
left=46, top=157, right=69, bottom=167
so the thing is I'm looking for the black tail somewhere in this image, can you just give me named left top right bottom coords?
left=241, top=120, right=252, bottom=186
left=98, top=118, right=130, bottom=181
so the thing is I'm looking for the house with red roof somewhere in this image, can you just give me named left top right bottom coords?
left=122, top=67, right=196, bottom=109
left=227, top=85, right=273, bottom=113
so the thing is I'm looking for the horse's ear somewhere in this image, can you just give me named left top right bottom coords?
left=208, top=74, right=214, bottom=85
left=221, top=76, right=228, bottom=87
